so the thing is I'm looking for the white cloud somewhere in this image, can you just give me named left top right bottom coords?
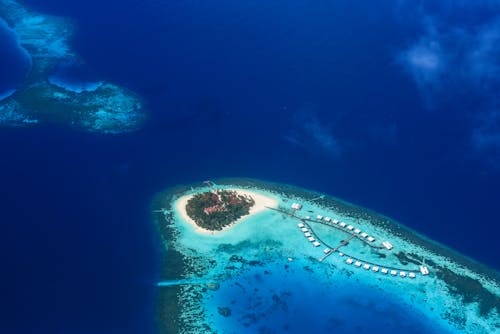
left=284, top=113, right=341, bottom=157
left=397, top=2, right=500, bottom=164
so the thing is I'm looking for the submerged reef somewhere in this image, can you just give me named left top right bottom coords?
left=152, top=178, right=500, bottom=334
left=0, top=0, right=146, bottom=133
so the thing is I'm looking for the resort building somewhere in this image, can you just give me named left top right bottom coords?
left=382, top=241, right=394, bottom=250
left=291, top=203, right=303, bottom=210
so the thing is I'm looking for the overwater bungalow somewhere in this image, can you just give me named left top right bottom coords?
left=291, top=203, right=302, bottom=210
left=355, top=261, right=362, bottom=267
left=390, top=270, right=398, bottom=276
left=382, top=241, right=394, bottom=250
left=400, top=271, right=407, bottom=278
left=324, top=217, right=331, bottom=222
left=313, top=241, right=321, bottom=247
left=360, top=232, right=368, bottom=238
left=308, top=237, right=315, bottom=242
left=339, top=222, right=347, bottom=227
left=354, top=228, right=361, bottom=234
left=363, top=264, right=370, bottom=270
left=372, top=266, right=379, bottom=272
left=323, top=248, right=331, bottom=254
left=332, top=219, right=339, bottom=224
left=301, top=227, right=308, bottom=232
left=304, top=232, right=312, bottom=237
left=381, top=268, right=388, bottom=274
left=367, top=236, right=375, bottom=242
left=419, top=266, right=429, bottom=275
left=346, top=258, right=354, bottom=265
left=347, top=225, right=354, bottom=231
left=409, top=272, right=416, bottom=278
left=297, top=223, right=305, bottom=228
left=316, top=215, right=323, bottom=220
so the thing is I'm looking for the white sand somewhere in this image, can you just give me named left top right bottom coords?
left=175, top=188, right=278, bottom=235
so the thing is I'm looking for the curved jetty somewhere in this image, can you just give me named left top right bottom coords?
left=152, top=179, right=500, bottom=334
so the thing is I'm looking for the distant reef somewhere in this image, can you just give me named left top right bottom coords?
left=0, top=0, right=146, bottom=133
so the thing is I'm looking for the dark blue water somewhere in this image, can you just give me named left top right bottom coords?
left=1, top=0, right=499, bottom=333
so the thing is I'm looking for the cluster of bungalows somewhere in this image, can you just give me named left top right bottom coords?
left=297, top=223, right=321, bottom=247
left=308, top=213, right=377, bottom=244
left=344, top=256, right=429, bottom=278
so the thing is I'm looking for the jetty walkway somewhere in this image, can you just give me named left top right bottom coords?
left=267, top=206, right=427, bottom=277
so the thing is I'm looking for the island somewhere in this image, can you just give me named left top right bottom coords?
left=152, top=179, right=500, bottom=334
left=185, top=189, right=255, bottom=231
left=0, top=0, right=146, bottom=133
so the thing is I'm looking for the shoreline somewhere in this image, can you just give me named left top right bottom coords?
left=175, top=188, right=279, bottom=235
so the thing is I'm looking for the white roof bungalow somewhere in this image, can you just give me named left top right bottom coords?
left=313, top=241, right=321, bottom=247
left=305, top=216, right=311, bottom=220
left=308, top=237, right=315, bottom=242
left=354, top=228, right=361, bottom=234
left=323, top=248, right=331, bottom=254
left=409, top=272, right=416, bottom=279
left=316, top=215, right=323, bottom=220
left=338, top=252, right=344, bottom=257
left=382, top=241, right=394, bottom=250
left=390, top=270, right=398, bottom=276
left=301, top=227, right=308, bottom=232
left=420, top=266, right=429, bottom=275
left=346, top=258, right=354, bottom=265
left=339, top=222, right=347, bottom=227
left=372, top=266, right=379, bottom=272
left=324, top=217, right=331, bottom=222
left=400, top=271, right=407, bottom=278
left=360, top=232, right=368, bottom=238
left=363, top=264, right=370, bottom=270
left=332, top=219, right=339, bottom=224
left=381, top=268, right=388, bottom=274
left=297, top=223, right=305, bottom=228
left=347, top=225, right=354, bottom=231
left=367, top=236, right=375, bottom=242
left=355, top=261, right=362, bottom=267
left=304, top=232, right=312, bottom=237
left=291, top=203, right=302, bottom=210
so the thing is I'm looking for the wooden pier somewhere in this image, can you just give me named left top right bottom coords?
left=267, top=206, right=423, bottom=275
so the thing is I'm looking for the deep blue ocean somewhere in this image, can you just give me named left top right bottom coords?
left=1, top=0, right=499, bottom=333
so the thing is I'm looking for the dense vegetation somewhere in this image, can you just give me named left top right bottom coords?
left=185, top=190, right=255, bottom=231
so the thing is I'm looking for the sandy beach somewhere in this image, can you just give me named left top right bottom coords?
left=175, top=188, right=278, bottom=235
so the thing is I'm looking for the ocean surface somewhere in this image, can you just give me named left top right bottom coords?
left=1, top=0, right=499, bottom=333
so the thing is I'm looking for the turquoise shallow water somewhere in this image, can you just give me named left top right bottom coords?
left=155, top=181, right=500, bottom=334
